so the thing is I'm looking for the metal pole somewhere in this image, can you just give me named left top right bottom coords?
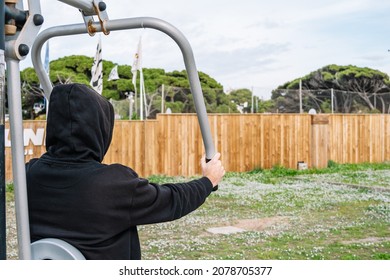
left=139, top=70, right=143, bottom=120
left=3, top=0, right=41, bottom=260
left=5, top=59, right=31, bottom=260
left=142, top=73, right=147, bottom=118
left=251, top=86, right=254, bottom=113
left=161, top=84, right=165, bottom=113
left=299, top=79, right=303, bottom=114
left=134, top=86, right=138, bottom=119
left=129, top=94, right=133, bottom=120
left=31, top=17, right=216, bottom=159
left=127, top=92, right=130, bottom=119
left=331, top=88, right=334, bottom=114
left=0, top=0, right=6, bottom=260
left=57, top=0, right=95, bottom=15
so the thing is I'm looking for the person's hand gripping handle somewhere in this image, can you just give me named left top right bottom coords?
left=201, top=153, right=225, bottom=191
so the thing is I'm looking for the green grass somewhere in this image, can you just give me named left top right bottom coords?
left=5, top=162, right=390, bottom=260
left=223, top=161, right=390, bottom=187
left=5, top=183, right=14, bottom=201
left=138, top=162, right=390, bottom=260
left=147, top=161, right=390, bottom=187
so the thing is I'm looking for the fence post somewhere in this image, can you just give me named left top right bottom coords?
left=311, top=115, right=329, bottom=168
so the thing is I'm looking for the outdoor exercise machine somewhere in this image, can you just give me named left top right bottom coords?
left=1, top=0, right=217, bottom=260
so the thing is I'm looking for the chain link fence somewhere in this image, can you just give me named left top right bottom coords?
left=273, top=88, right=390, bottom=114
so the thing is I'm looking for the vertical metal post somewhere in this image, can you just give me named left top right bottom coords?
left=161, top=84, right=165, bottom=113
left=251, top=86, right=254, bottom=113
left=4, top=0, right=42, bottom=259
left=0, top=0, right=6, bottom=260
left=134, top=86, right=138, bottom=119
left=331, top=88, right=334, bottom=114
left=139, top=71, right=144, bottom=120
left=299, top=79, right=303, bottom=114
left=129, top=94, right=133, bottom=119
left=6, top=59, right=31, bottom=260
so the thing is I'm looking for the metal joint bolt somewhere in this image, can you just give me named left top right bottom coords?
left=33, top=14, right=44, bottom=26
left=18, top=44, right=29, bottom=56
left=98, top=2, right=106, bottom=11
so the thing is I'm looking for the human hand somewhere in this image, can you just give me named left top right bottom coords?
left=201, top=153, right=225, bottom=188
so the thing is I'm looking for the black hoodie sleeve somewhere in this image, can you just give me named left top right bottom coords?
left=129, top=176, right=213, bottom=226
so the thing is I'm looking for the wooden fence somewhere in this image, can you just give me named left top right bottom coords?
left=4, top=114, right=390, bottom=181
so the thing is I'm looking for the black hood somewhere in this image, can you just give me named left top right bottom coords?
left=45, top=83, right=114, bottom=162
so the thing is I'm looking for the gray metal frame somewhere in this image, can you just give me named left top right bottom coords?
left=5, top=0, right=44, bottom=260
left=6, top=0, right=216, bottom=260
left=32, top=17, right=216, bottom=159
left=58, top=0, right=97, bottom=16
left=6, top=59, right=32, bottom=259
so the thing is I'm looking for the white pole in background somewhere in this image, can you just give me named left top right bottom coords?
left=161, top=84, right=165, bottom=113
left=139, top=73, right=143, bottom=120
left=331, top=88, right=334, bottom=114
left=299, top=79, right=303, bottom=114
left=251, top=86, right=254, bottom=113
left=130, top=94, right=133, bottom=119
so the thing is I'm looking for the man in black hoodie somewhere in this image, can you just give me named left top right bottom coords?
left=26, top=83, right=225, bottom=260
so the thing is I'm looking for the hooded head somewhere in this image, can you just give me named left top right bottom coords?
left=45, top=83, right=115, bottom=162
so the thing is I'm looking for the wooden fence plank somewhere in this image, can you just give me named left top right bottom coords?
left=4, top=114, right=390, bottom=181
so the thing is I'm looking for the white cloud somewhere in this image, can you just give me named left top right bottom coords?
left=18, top=0, right=390, bottom=99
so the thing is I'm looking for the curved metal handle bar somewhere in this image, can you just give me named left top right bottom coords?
left=31, top=17, right=216, bottom=159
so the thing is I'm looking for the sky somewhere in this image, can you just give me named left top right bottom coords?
left=19, top=0, right=390, bottom=99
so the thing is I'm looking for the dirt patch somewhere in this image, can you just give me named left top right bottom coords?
left=341, top=237, right=390, bottom=245
left=233, top=216, right=290, bottom=232
left=206, top=226, right=246, bottom=235
left=202, top=216, right=290, bottom=237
